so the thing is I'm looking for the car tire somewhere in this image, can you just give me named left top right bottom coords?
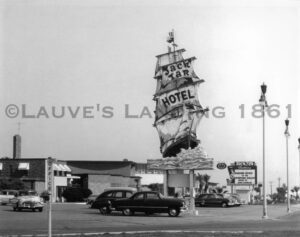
left=145, top=211, right=153, bottom=216
left=221, top=202, right=228, bottom=208
left=38, top=208, right=43, bottom=212
left=13, top=207, right=17, bottom=211
left=122, top=208, right=133, bottom=216
left=32, top=208, right=36, bottom=212
left=99, top=206, right=111, bottom=215
left=168, top=207, right=179, bottom=217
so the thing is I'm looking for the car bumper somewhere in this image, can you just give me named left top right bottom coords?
left=13, top=202, right=44, bottom=209
left=180, top=205, right=188, bottom=212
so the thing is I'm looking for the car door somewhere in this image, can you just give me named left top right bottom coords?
left=96, top=191, right=114, bottom=208
left=213, top=194, right=224, bottom=206
left=144, top=192, right=165, bottom=212
left=129, top=193, right=145, bottom=212
left=205, top=194, right=216, bottom=206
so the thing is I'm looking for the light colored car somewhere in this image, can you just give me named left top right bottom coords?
left=10, top=190, right=44, bottom=212
left=0, top=190, right=18, bottom=205
left=222, top=193, right=242, bottom=206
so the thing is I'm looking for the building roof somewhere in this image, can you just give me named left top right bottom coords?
left=66, top=160, right=136, bottom=176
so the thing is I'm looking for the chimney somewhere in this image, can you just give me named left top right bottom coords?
left=13, top=134, right=21, bottom=159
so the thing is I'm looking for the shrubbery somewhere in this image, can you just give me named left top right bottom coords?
left=62, top=187, right=92, bottom=202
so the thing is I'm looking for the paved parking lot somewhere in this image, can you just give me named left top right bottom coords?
left=0, top=203, right=300, bottom=236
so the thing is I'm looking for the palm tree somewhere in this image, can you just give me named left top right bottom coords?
left=203, top=174, right=210, bottom=193
left=292, top=186, right=299, bottom=200
left=212, top=186, right=228, bottom=194
left=195, top=174, right=211, bottom=194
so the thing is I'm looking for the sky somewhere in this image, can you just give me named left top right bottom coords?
left=0, top=0, right=300, bottom=190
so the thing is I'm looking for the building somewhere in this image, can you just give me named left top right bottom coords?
left=0, top=135, right=142, bottom=201
left=0, top=158, right=74, bottom=202
left=66, top=160, right=141, bottom=195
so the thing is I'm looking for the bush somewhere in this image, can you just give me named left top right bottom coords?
left=40, top=190, right=50, bottom=201
left=62, top=187, right=92, bottom=202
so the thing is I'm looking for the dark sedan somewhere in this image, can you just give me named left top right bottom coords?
left=91, top=189, right=135, bottom=214
left=113, top=191, right=187, bottom=217
left=195, top=193, right=235, bottom=207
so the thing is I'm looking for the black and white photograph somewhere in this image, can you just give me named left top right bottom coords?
left=0, top=0, right=300, bottom=236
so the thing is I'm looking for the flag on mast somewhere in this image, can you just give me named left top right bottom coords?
left=167, top=30, right=174, bottom=43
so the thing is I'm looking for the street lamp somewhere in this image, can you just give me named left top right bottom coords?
left=259, top=83, right=268, bottom=219
left=284, top=119, right=291, bottom=213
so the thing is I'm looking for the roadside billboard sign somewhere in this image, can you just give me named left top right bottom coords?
left=227, top=161, right=257, bottom=185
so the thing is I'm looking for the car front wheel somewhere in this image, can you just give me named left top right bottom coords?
left=221, top=202, right=228, bottom=208
left=168, top=207, right=179, bottom=217
left=99, top=206, right=111, bottom=215
left=122, top=208, right=133, bottom=216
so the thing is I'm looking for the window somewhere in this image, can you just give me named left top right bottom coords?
left=146, top=193, right=159, bottom=199
left=114, top=191, right=123, bottom=198
left=133, top=193, right=144, bottom=200
left=125, top=192, right=133, bottom=198
left=0, top=163, right=3, bottom=170
left=103, top=192, right=113, bottom=198
left=19, top=170, right=28, bottom=177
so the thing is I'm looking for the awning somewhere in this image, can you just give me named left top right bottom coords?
left=18, top=163, right=29, bottom=170
left=63, top=164, right=72, bottom=172
left=53, top=163, right=72, bottom=172
left=53, top=164, right=61, bottom=171
left=0, top=163, right=3, bottom=170
left=58, top=164, right=67, bottom=171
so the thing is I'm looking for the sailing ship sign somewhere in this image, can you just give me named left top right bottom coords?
left=148, top=146, right=213, bottom=170
left=153, top=30, right=208, bottom=158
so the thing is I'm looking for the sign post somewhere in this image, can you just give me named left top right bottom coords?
left=47, top=157, right=53, bottom=237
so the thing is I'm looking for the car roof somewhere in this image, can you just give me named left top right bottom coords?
left=134, top=191, right=158, bottom=194
left=0, top=189, right=18, bottom=192
left=104, top=187, right=137, bottom=192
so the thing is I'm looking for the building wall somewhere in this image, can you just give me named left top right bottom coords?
left=168, top=174, right=190, bottom=187
left=139, top=174, right=163, bottom=185
left=34, top=181, right=45, bottom=194
left=88, top=174, right=137, bottom=195
left=0, top=159, right=45, bottom=180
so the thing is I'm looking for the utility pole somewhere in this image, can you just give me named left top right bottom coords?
left=278, top=177, right=281, bottom=188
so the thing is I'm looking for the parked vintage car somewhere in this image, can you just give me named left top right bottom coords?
left=10, top=190, right=44, bottom=212
left=195, top=193, right=236, bottom=207
left=222, top=193, right=242, bottom=206
left=113, top=191, right=187, bottom=217
left=0, top=190, right=18, bottom=205
left=86, top=194, right=99, bottom=207
left=91, top=187, right=136, bottom=214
